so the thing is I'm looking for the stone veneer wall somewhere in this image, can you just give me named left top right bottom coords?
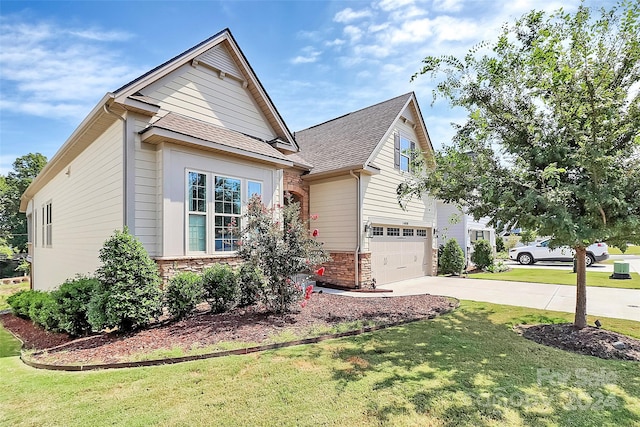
left=155, top=256, right=240, bottom=285
left=319, top=251, right=372, bottom=289
left=283, top=169, right=309, bottom=219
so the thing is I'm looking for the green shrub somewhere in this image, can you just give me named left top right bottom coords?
left=7, top=290, right=40, bottom=318
left=202, top=264, right=240, bottom=313
left=51, top=276, right=98, bottom=336
left=437, top=244, right=445, bottom=272
left=237, top=263, right=265, bottom=307
left=165, top=272, right=204, bottom=319
left=440, top=239, right=465, bottom=275
left=29, top=292, right=59, bottom=331
left=471, top=239, right=494, bottom=270
left=89, top=228, right=163, bottom=332
left=495, top=236, right=505, bottom=253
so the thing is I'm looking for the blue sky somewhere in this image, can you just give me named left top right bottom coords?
left=0, top=0, right=611, bottom=174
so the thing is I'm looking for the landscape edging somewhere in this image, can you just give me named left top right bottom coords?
left=20, top=300, right=460, bottom=371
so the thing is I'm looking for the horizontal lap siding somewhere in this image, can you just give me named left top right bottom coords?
left=134, top=118, right=159, bottom=256
left=437, top=202, right=467, bottom=252
left=32, top=122, right=123, bottom=290
left=362, top=121, right=436, bottom=253
left=309, top=177, right=357, bottom=251
left=143, top=64, right=276, bottom=141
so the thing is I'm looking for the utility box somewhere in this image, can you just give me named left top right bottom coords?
left=610, top=262, right=631, bottom=280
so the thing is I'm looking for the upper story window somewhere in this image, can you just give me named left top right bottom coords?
left=394, top=133, right=416, bottom=172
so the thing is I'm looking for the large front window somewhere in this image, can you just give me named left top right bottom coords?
left=188, top=172, right=207, bottom=252
left=214, top=176, right=241, bottom=251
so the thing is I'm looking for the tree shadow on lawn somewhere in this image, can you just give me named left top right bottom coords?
left=328, top=306, right=640, bottom=427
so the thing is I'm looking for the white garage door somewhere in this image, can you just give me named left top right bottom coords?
left=369, top=226, right=429, bottom=286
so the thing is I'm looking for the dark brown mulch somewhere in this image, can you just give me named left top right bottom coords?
left=516, top=323, right=640, bottom=361
left=1, top=293, right=457, bottom=366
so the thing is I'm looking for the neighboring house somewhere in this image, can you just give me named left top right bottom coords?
left=20, top=30, right=438, bottom=291
left=294, top=93, right=438, bottom=287
left=436, top=201, right=496, bottom=265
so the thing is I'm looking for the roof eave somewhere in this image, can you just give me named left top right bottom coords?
left=302, top=165, right=380, bottom=181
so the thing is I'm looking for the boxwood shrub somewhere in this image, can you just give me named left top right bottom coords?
left=52, top=276, right=98, bottom=336
left=165, top=271, right=204, bottom=319
left=202, top=264, right=240, bottom=313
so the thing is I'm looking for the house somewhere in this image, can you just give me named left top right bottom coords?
left=294, top=93, right=438, bottom=288
left=436, top=201, right=496, bottom=265
left=20, top=29, right=437, bottom=291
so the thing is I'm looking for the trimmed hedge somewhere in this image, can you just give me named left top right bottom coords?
left=52, top=276, right=98, bottom=336
left=202, top=264, right=240, bottom=313
left=165, top=272, right=204, bottom=319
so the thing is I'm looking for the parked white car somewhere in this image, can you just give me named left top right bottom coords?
left=509, top=239, right=609, bottom=266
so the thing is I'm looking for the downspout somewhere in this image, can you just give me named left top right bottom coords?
left=103, top=103, right=128, bottom=227
left=349, top=170, right=361, bottom=288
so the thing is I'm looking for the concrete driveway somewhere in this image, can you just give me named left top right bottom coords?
left=318, top=275, right=640, bottom=322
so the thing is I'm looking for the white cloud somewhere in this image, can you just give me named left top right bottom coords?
left=432, top=0, right=463, bottom=12
left=334, top=8, right=373, bottom=23
left=343, top=25, right=364, bottom=43
left=325, top=38, right=346, bottom=47
left=376, top=0, right=415, bottom=12
left=0, top=17, right=142, bottom=122
left=290, top=46, right=322, bottom=64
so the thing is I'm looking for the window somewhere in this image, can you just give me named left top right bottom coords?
left=188, top=172, right=207, bottom=252
left=248, top=181, right=262, bottom=199
left=387, top=227, right=400, bottom=236
left=416, top=229, right=427, bottom=237
left=403, top=228, right=414, bottom=237
left=372, top=226, right=384, bottom=236
left=394, top=133, right=416, bottom=172
left=44, top=201, right=52, bottom=247
left=214, top=176, right=241, bottom=251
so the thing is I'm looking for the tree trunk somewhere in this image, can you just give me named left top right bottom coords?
left=574, top=246, right=588, bottom=329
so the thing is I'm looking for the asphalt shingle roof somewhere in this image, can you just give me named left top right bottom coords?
left=294, top=93, right=413, bottom=175
left=143, top=113, right=289, bottom=161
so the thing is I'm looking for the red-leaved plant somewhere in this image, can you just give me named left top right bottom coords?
left=237, top=194, right=330, bottom=313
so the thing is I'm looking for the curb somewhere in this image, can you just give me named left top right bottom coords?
left=20, top=300, right=460, bottom=372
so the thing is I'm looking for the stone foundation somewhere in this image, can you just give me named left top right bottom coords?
left=154, top=256, right=241, bottom=285
left=318, top=251, right=372, bottom=289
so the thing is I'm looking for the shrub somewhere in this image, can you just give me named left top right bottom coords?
left=437, top=244, right=445, bottom=272
left=440, top=239, right=465, bottom=275
left=471, top=239, right=494, bottom=270
left=237, top=195, right=330, bottom=313
left=202, top=264, right=240, bottom=313
left=7, top=290, right=36, bottom=318
left=51, top=276, right=98, bottom=336
left=29, top=292, right=59, bottom=331
left=237, top=263, right=265, bottom=307
left=165, top=272, right=204, bottom=319
left=487, top=260, right=510, bottom=273
left=89, top=228, right=163, bottom=332
left=495, top=236, right=505, bottom=253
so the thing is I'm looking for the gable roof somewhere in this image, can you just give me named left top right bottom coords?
left=293, top=92, right=433, bottom=177
left=21, top=29, right=296, bottom=211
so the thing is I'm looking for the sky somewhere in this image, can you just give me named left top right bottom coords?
left=0, top=0, right=613, bottom=174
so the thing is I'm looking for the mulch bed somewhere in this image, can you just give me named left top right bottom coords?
left=516, top=323, right=640, bottom=361
left=1, top=293, right=457, bottom=366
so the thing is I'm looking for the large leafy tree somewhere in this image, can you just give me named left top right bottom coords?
left=0, top=153, right=47, bottom=251
left=399, top=2, right=640, bottom=329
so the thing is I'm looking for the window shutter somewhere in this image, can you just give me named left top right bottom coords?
left=394, top=133, right=400, bottom=169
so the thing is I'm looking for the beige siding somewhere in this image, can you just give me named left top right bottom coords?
left=362, top=120, right=436, bottom=252
left=31, top=122, right=123, bottom=290
left=142, top=60, right=276, bottom=141
left=309, top=177, right=357, bottom=251
left=133, top=117, right=159, bottom=256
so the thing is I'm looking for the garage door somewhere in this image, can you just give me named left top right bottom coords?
left=369, top=226, right=429, bottom=286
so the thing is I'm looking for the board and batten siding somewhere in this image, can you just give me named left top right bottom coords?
left=309, top=177, right=357, bottom=252
left=362, top=119, right=436, bottom=251
left=133, top=116, right=160, bottom=256
left=141, top=47, right=276, bottom=142
left=161, top=144, right=282, bottom=257
left=30, top=121, right=123, bottom=290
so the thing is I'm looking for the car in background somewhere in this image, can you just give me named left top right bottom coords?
left=509, top=239, right=609, bottom=266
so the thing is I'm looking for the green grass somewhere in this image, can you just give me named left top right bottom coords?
left=1, top=301, right=639, bottom=427
left=0, top=281, right=29, bottom=311
left=608, top=245, right=640, bottom=255
left=472, top=268, right=640, bottom=289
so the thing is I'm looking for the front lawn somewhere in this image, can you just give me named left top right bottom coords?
left=472, top=268, right=640, bottom=289
left=0, top=281, right=29, bottom=311
left=1, top=301, right=638, bottom=427
left=608, top=245, right=640, bottom=255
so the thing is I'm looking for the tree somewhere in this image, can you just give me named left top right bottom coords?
left=520, top=229, right=537, bottom=246
left=440, top=239, right=465, bottom=275
left=0, top=153, right=47, bottom=251
left=400, top=2, right=640, bottom=329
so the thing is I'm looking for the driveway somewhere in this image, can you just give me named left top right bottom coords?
left=318, top=275, right=640, bottom=322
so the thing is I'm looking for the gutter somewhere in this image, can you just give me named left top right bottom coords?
left=103, top=103, right=128, bottom=227
left=350, top=170, right=361, bottom=288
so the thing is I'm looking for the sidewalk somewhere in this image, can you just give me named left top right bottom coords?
left=317, top=275, right=640, bottom=322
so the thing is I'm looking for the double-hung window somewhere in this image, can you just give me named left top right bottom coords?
left=188, top=172, right=207, bottom=252
left=42, top=201, right=52, bottom=247
left=394, top=133, right=416, bottom=172
left=214, top=176, right=241, bottom=252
